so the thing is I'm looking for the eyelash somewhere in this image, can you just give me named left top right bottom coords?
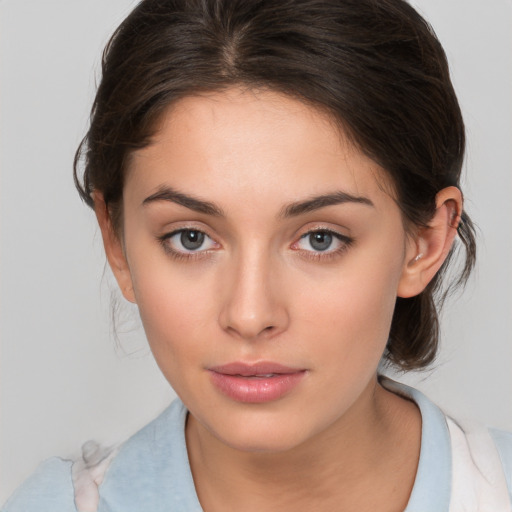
left=157, top=228, right=218, bottom=262
left=157, top=227, right=354, bottom=262
left=291, top=228, right=354, bottom=262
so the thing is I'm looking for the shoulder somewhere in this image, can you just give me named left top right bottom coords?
left=2, top=400, right=195, bottom=512
left=380, top=377, right=512, bottom=509
left=490, top=427, right=512, bottom=498
left=98, top=399, right=203, bottom=511
left=2, top=457, right=76, bottom=512
left=103, top=398, right=187, bottom=476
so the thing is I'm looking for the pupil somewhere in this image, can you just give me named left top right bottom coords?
left=181, top=230, right=205, bottom=250
left=310, top=232, right=332, bottom=251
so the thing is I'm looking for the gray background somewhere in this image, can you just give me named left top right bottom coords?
left=1, top=0, right=511, bottom=502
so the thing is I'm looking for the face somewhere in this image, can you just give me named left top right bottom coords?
left=110, top=88, right=416, bottom=453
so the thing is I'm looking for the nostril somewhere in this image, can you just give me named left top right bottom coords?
left=218, top=283, right=289, bottom=340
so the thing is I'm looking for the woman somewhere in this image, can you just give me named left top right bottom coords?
left=3, top=0, right=511, bottom=510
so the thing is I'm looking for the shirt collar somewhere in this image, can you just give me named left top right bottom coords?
left=100, top=379, right=452, bottom=511
left=381, top=377, right=452, bottom=511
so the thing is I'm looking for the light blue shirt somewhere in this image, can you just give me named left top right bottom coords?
left=3, top=381, right=512, bottom=511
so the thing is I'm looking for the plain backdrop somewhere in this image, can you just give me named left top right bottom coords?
left=1, top=0, right=511, bottom=502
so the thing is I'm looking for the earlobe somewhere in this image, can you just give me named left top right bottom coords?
left=92, top=191, right=137, bottom=304
left=397, top=186, right=462, bottom=298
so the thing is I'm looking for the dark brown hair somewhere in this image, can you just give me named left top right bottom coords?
left=74, top=0, right=476, bottom=370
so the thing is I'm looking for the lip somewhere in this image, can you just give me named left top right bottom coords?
left=208, top=361, right=307, bottom=403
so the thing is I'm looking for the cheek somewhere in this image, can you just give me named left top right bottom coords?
left=127, top=252, right=218, bottom=373
left=134, top=280, right=214, bottom=400
left=297, top=251, right=403, bottom=366
left=341, top=269, right=398, bottom=337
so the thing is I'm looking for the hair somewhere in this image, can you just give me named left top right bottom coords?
left=74, top=0, right=476, bottom=371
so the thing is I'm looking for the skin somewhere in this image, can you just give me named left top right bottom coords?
left=96, top=88, right=461, bottom=511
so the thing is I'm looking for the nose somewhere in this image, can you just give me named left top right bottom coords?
left=218, top=250, right=289, bottom=341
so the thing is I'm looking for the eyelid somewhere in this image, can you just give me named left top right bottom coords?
left=293, top=229, right=349, bottom=247
left=290, top=226, right=354, bottom=259
left=158, top=225, right=220, bottom=259
left=156, top=223, right=353, bottom=262
left=292, top=225, right=352, bottom=245
left=157, top=221, right=217, bottom=243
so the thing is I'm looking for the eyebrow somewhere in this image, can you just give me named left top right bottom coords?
left=142, top=186, right=225, bottom=216
left=280, top=191, right=374, bottom=218
left=142, top=186, right=374, bottom=218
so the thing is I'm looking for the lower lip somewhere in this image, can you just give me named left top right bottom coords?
left=209, top=371, right=306, bottom=403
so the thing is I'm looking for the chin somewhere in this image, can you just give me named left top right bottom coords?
left=218, top=429, right=308, bottom=454
left=198, top=407, right=317, bottom=454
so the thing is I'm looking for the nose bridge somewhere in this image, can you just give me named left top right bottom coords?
left=219, top=242, right=287, bottom=340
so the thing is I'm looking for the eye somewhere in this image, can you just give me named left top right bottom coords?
left=161, top=229, right=217, bottom=254
left=293, top=229, right=352, bottom=254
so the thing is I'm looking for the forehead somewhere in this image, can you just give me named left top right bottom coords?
left=127, top=88, right=395, bottom=210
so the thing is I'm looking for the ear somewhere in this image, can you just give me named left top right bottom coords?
left=93, top=191, right=136, bottom=303
left=397, top=186, right=462, bottom=298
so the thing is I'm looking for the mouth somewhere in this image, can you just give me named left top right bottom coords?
left=208, top=362, right=307, bottom=403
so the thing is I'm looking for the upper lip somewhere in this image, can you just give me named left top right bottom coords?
left=209, top=361, right=304, bottom=376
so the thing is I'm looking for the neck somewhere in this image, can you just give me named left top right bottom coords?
left=186, top=377, right=421, bottom=512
